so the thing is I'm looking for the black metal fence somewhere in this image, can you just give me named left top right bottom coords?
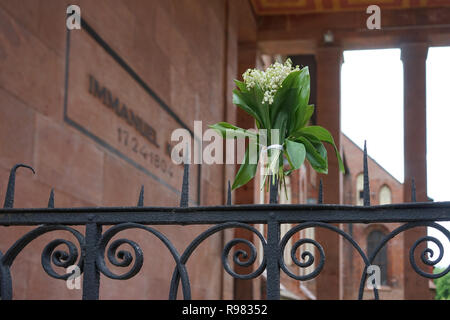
left=0, top=146, right=449, bottom=300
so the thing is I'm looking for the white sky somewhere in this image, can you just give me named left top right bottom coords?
left=341, top=47, right=450, bottom=268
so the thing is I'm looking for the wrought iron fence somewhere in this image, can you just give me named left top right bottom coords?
left=0, top=145, right=449, bottom=300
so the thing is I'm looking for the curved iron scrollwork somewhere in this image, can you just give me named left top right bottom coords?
left=0, top=225, right=85, bottom=300
left=279, top=222, right=379, bottom=299
left=222, top=238, right=263, bottom=279
left=95, top=222, right=191, bottom=299
left=409, top=224, right=450, bottom=278
left=357, top=221, right=450, bottom=299
left=0, top=250, right=12, bottom=300
left=169, top=222, right=267, bottom=300
left=0, top=221, right=448, bottom=300
left=279, top=221, right=450, bottom=300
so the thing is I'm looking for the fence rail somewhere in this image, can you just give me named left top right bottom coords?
left=0, top=146, right=449, bottom=300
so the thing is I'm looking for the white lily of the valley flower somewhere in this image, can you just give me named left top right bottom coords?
left=243, top=58, right=300, bottom=105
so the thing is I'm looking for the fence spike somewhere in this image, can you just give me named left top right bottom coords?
left=226, top=180, right=231, bottom=205
left=411, top=178, right=416, bottom=202
left=363, top=141, right=370, bottom=206
left=3, top=164, right=35, bottom=209
left=47, top=188, right=55, bottom=208
left=318, top=179, right=323, bottom=204
left=180, top=163, right=189, bottom=207
left=137, top=185, right=144, bottom=207
left=269, top=176, right=278, bottom=204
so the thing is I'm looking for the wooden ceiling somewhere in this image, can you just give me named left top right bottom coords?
left=251, top=0, right=450, bottom=15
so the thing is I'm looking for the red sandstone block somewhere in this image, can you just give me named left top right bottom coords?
left=76, top=0, right=135, bottom=63
left=202, top=179, right=223, bottom=206
left=154, top=5, right=171, bottom=56
left=207, top=0, right=226, bottom=29
left=34, top=115, right=104, bottom=205
left=169, top=65, right=196, bottom=127
left=208, top=77, right=224, bottom=117
left=0, top=0, right=40, bottom=35
left=0, top=88, right=35, bottom=170
left=37, top=0, right=72, bottom=56
left=171, top=0, right=204, bottom=41
left=0, top=7, right=64, bottom=121
left=46, top=186, right=95, bottom=208
left=116, top=1, right=173, bottom=102
left=168, top=28, right=190, bottom=81
left=4, top=177, right=96, bottom=209
left=133, top=35, right=171, bottom=105
left=102, top=153, right=178, bottom=207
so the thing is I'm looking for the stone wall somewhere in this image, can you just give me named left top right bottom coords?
left=0, top=0, right=237, bottom=299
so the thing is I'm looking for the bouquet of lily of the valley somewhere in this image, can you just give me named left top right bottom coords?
left=210, top=58, right=344, bottom=192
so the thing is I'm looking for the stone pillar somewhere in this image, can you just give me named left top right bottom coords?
left=401, top=42, right=432, bottom=299
left=315, top=46, right=343, bottom=300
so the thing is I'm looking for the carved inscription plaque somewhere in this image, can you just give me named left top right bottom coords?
left=64, top=22, right=200, bottom=203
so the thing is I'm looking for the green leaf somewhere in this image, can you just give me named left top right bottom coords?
left=280, top=87, right=302, bottom=135
left=293, top=68, right=311, bottom=131
left=294, top=104, right=314, bottom=131
left=298, top=67, right=310, bottom=110
left=233, top=89, right=263, bottom=128
left=294, top=126, right=345, bottom=173
left=234, top=79, right=247, bottom=92
left=232, top=148, right=258, bottom=190
left=285, top=139, right=306, bottom=170
left=272, top=112, right=288, bottom=145
left=233, top=82, right=271, bottom=130
left=296, top=136, right=328, bottom=174
left=252, top=82, right=271, bottom=130
left=209, top=122, right=257, bottom=140
left=270, top=71, right=301, bottom=133
left=270, top=67, right=311, bottom=136
left=289, top=105, right=314, bottom=132
left=270, top=71, right=302, bottom=128
left=303, top=134, right=328, bottom=168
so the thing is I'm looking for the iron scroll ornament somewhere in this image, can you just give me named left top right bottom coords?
left=95, top=222, right=192, bottom=300
left=357, top=221, right=450, bottom=299
left=0, top=225, right=85, bottom=300
left=169, top=222, right=267, bottom=300
left=279, top=221, right=450, bottom=300
left=278, top=222, right=380, bottom=299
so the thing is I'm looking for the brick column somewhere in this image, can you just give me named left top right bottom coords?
left=401, top=43, right=432, bottom=299
left=315, top=46, right=343, bottom=299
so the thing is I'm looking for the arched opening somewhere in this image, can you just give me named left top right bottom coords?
left=379, top=185, right=392, bottom=205
left=356, top=173, right=364, bottom=206
left=367, top=230, right=388, bottom=286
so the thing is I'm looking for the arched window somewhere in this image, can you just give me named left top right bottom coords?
left=367, top=230, right=388, bottom=286
left=356, top=173, right=364, bottom=206
left=379, top=185, right=392, bottom=205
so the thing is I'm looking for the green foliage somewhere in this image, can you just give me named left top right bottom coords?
left=231, top=148, right=258, bottom=190
left=210, top=64, right=345, bottom=191
left=434, top=267, right=450, bottom=300
left=208, top=122, right=257, bottom=140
